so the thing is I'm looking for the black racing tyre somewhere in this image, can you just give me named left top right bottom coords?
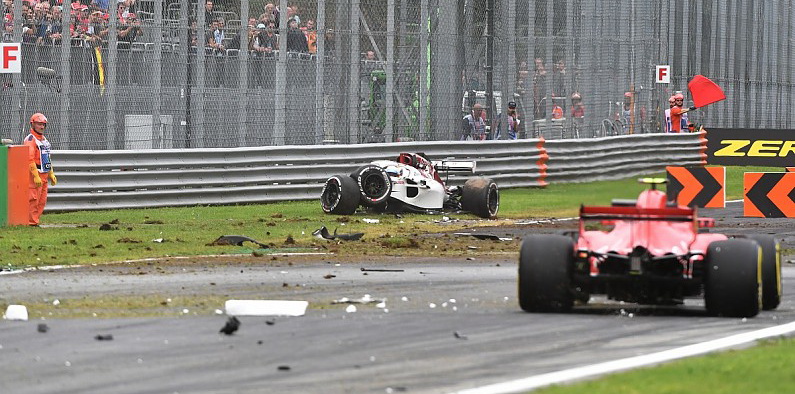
left=704, top=239, right=761, bottom=318
left=746, top=235, right=782, bottom=310
left=320, top=175, right=359, bottom=215
left=351, top=164, right=392, bottom=207
left=518, top=234, right=575, bottom=313
left=461, top=177, right=499, bottom=219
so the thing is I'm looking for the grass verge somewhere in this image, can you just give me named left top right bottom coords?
left=534, top=336, right=795, bottom=394
left=0, top=165, right=781, bottom=268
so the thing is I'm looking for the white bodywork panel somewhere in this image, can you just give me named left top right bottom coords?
left=371, top=160, right=446, bottom=210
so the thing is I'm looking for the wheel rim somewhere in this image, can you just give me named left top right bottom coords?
left=362, top=173, right=388, bottom=199
left=322, top=180, right=341, bottom=210
left=487, top=184, right=499, bottom=216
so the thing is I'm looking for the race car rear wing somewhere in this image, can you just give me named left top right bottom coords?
left=432, top=160, right=476, bottom=173
left=580, top=205, right=696, bottom=222
left=580, top=205, right=715, bottom=228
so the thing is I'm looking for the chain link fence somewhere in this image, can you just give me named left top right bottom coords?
left=2, top=0, right=793, bottom=150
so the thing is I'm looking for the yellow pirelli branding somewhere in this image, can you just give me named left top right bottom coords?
left=707, top=129, right=795, bottom=166
left=714, top=140, right=795, bottom=157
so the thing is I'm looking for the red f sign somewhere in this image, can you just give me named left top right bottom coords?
left=656, top=65, right=670, bottom=84
left=1, top=43, right=22, bottom=73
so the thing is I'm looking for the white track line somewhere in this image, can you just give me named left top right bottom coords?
left=455, top=321, right=795, bottom=394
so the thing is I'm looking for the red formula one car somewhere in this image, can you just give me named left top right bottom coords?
left=518, top=179, right=781, bottom=318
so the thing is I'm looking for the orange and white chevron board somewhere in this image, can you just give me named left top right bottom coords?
left=744, top=172, right=795, bottom=218
left=666, top=166, right=725, bottom=208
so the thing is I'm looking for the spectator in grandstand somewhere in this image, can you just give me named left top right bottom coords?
left=304, top=18, right=316, bottom=54
left=116, top=0, right=130, bottom=22
left=35, top=5, right=52, bottom=42
left=22, top=1, right=34, bottom=22
left=85, top=10, right=107, bottom=47
left=287, top=5, right=300, bottom=25
left=518, top=60, right=530, bottom=81
left=76, top=4, right=90, bottom=28
left=252, top=21, right=277, bottom=55
left=552, top=59, right=566, bottom=98
left=285, top=17, right=307, bottom=53
left=39, top=5, right=64, bottom=45
left=2, top=18, right=12, bottom=43
left=203, top=0, right=214, bottom=27
left=551, top=99, right=564, bottom=120
left=188, top=18, right=198, bottom=46
left=22, top=22, right=37, bottom=43
left=532, top=57, right=547, bottom=119
left=461, top=103, right=487, bottom=140
left=124, top=0, right=137, bottom=14
left=92, top=0, right=109, bottom=12
left=570, top=92, right=585, bottom=137
left=364, top=50, right=376, bottom=61
left=207, top=17, right=226, bottom=56
left=621, top=92, right=634, bottom=134
left=552, top=59, right=567, bottom=116
left=32, top=1, right=46, bottom=22
left=117, top=12, right=141, bottom=42
left=260, top=3, right=276, bottom=27
left=516, top=60, right=529, bottom=96
left=493, top=100, right=520, bottom=140
left=323, top=28, right=335, bottom=56
left=571, top=92, right=584, bottom=118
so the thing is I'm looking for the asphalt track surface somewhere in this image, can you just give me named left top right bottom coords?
left=1, top=201, right=794, bottom=394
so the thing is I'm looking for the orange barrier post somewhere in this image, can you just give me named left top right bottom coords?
left=536, top=137, right=548, bottom=187
left=7, top=146, right=29, bottom=226
left=0, top=146, right=6, bottom=225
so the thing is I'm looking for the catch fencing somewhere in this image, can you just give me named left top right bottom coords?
left=3, top=1, right=792, bottom=150
left=45, top=133, right=705, bottom=211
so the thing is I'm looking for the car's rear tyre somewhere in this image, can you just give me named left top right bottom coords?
left=704, top=239, right=761, bottom=318
left=746, top=235, right=781, bottom=310
left=461, top=177, right=499, bottom=219
left=320, top=175, right=359, bottom=215
left=518, top=234, right=575, bottom=313
left=351, top=165, right=392, bottom=207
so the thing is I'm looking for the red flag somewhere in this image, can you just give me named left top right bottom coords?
left=688, top=75, right=726, bottom=108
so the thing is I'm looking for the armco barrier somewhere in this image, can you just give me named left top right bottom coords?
left=44, top=135, right=702, bottom=212
left=45, top=140, right=546, bottom=211
left=544, top=132, right=705, bottom=183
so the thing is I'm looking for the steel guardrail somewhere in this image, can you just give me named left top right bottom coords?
left=44, top=134, right=702, bottom=212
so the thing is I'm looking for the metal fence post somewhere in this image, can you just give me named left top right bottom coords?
left=237, top=0, right=248, bottom=147
left=153, top=0, right=163, bottom=148
left=11, top=0, right=21, bottom=140
left=273, top=0, right=288, bottom=146
left=107, top=0, right=118, bottom=149
left=385, top=0, right=395, bottom=142
left=349, top=0, right=361, bottom=144
left=195, top=0, right=207, bottom=148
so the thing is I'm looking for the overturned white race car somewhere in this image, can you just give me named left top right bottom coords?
left=320, top=152, right=499, bottom=218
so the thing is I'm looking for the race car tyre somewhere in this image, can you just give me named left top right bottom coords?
left=518, top=234, right=575, bottom=313
left=320, top=175, right=360, bottom=215
left=461, top=177, right=499, bottom=219
left=746, top=235, right=781, bottom=310
left=704, top=239, right=761, bottom=318
left=351, top=165, right=392, bottom=207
